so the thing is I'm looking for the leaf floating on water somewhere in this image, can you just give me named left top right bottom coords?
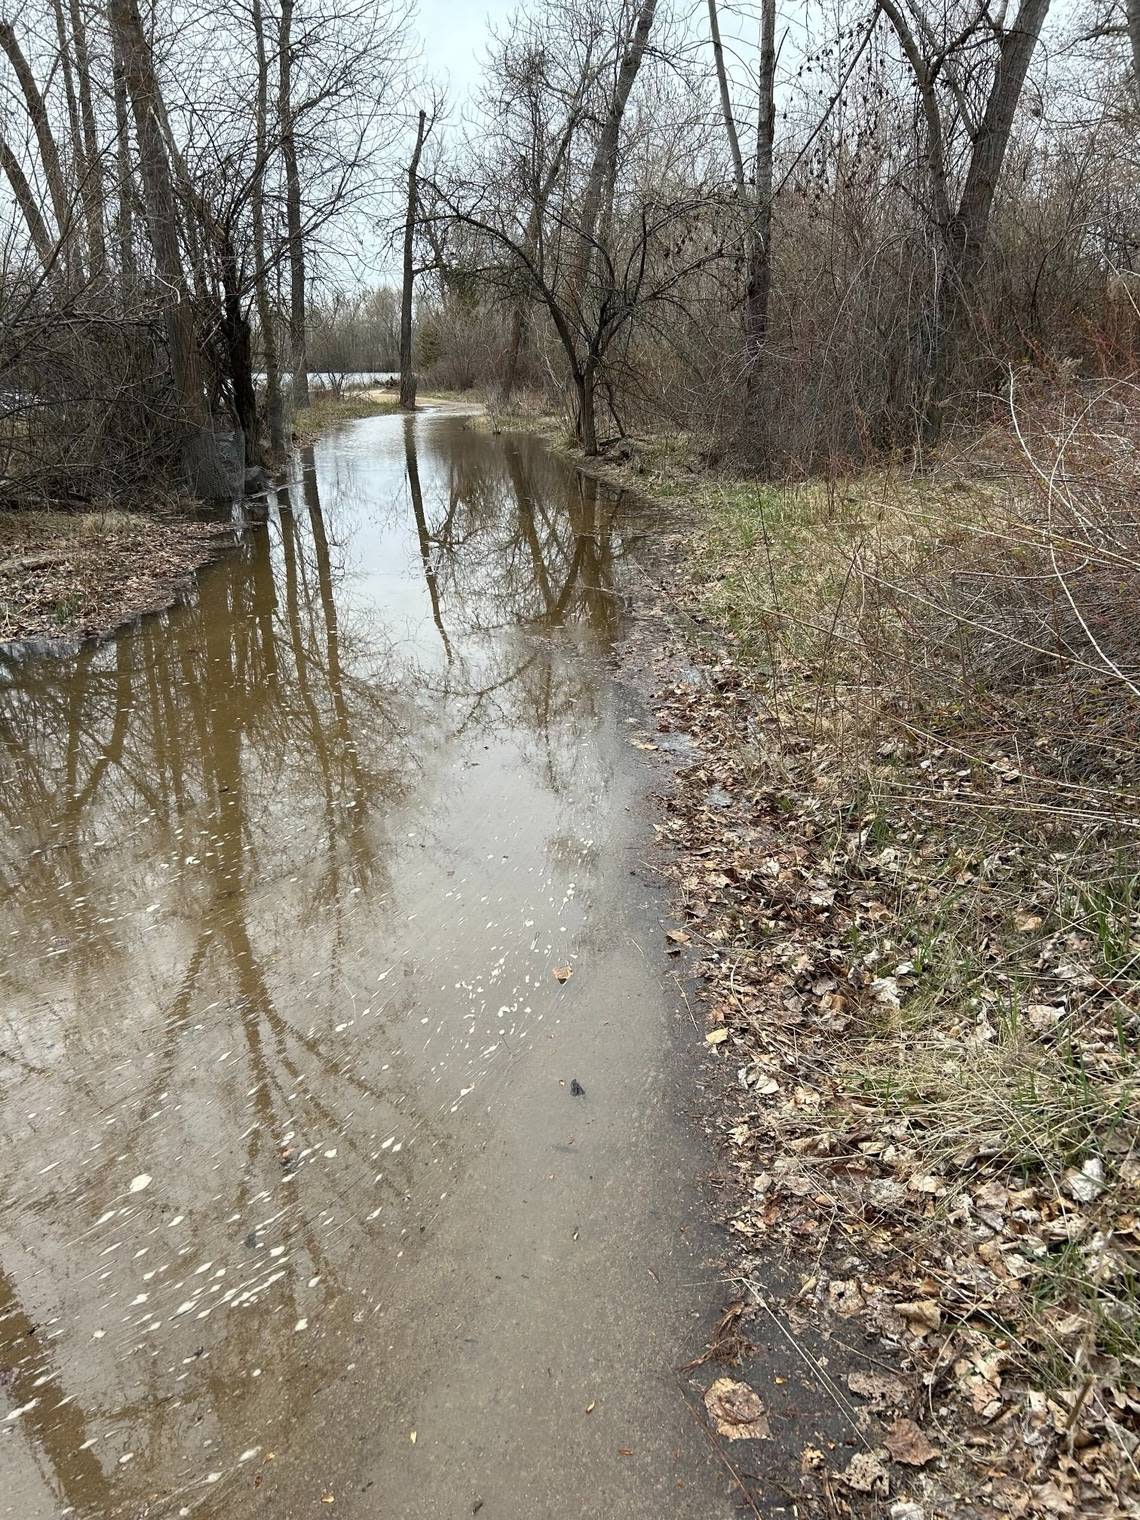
left=703, top=1377, right=770, bottom=1440
left=552, top=965, right=573, bottom=983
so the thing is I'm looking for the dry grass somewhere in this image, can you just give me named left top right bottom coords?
left=685, top=381, right=1140, bottom=1382
left=0, top=504, right=233, bottom=642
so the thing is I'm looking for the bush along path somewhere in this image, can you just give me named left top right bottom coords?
left=618, top=397, right=1139, bottom=1520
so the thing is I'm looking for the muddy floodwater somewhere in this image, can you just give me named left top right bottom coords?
left=0, top=411, right=733, bottom=1518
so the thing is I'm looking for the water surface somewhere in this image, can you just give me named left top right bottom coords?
left=0, top=410, right=730, bottom=1518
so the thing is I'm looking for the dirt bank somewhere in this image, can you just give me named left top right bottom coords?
left=0, top=507, right=236, bottom=645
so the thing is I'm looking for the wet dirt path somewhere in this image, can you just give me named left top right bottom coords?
left=0, top=411, right=735, bottom=1518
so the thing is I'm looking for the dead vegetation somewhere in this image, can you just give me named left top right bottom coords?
left=0, top=507, right=234, bottom=642
left=637, top=380, right=1140, bottom=1516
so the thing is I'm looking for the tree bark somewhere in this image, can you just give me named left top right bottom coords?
left=0, top=22, right=76, bottom=277
left=399, top=108, right=427, bottom=410
left=0, top=136, right=57, bottom=271
left=575, top=0, right=657, bottom=294
left=251, top=0, right=284, bottom=454
left=744, top=0, right=776, bottom=368
left=111, top=43, right=135, bottom=286
left=931, top=0, right=1052, bottom=429
left=108, top=0, right=209, bottom=433
left=708, top=0, right=745, bottom=195
left=279, top=0, right=309, bottom=409
left=66, top=0, right=106, bottom=274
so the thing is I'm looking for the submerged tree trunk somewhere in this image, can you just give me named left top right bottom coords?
left=399, top=109, right=428, bottom=410
left=279, top=0, right=308, bottom=409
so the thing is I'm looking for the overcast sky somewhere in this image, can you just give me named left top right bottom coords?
left=413, top=0, right=517, bottom=103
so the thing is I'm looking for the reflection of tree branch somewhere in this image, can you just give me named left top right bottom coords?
left=404, top=417, right=453, bottom=662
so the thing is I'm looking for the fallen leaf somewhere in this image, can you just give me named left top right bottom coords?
left=847, top=1370, right=908, bottom=1407
left=703, top=1377, right=770, bottom=1439
left=884, top=1418, right=940, bottom=1467
left=1063, top=1157, right=1104, bottom=1202
left=705, top=1027, right=729, bottom=1045
left=841, top=1451, right=889, bottom=1495
left=666, top=928, right=691, bottom=944
left=321, top=1495, right=335, bottom=1506
left=409, top=1431, right=416, bottom=1445
left=585, top=1400, right=595, bottom=1414
left=896, top=1298, right=941, bottom=1335
left=553, top=965, right=573, bottom=984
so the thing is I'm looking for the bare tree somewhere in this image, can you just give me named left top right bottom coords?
left=399, top=107, right=428, bottom=409
left=876, top=0, right=1053, bottom=433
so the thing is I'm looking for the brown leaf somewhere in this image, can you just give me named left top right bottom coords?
left=846, top=1370, right=908, bottom=1407
left=896, top=1298, right=942, bottom=1335
left=552, top=965, right=573, bottom=983
left=884, top=1417, right=940, bottom=1467
left=703, top=1377, right=770, bottom=1440
left=666, top=928, right=691, bottom=944
left=840, top=1451, right=889, bottom=1495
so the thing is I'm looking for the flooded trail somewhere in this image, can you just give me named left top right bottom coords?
left=0, top=411, right=733, bottom=1519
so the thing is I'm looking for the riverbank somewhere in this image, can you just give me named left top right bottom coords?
left=498, top=393, right=1140, bottom=1518
left=0, top=507, right=236, bottom=645
left=0, top=389, right=425, bottom=647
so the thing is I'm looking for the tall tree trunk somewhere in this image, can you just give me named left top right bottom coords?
left=930, top=0, right=1052, bottom=434
left=501, top=107, right=583, bottom=406
left=221, top=229, right=258, bottom=465
left=571, top=0, right=656, bottom=451
left=574, top=0, right=657, bottom=295
left=744, top=0, right=776, bottom=369
left=0, top=22, right=77, bottom=279
left=501, top=304, right=526, bottom=404
left=279, top=0, right=308, bottom=409
left=68, top=0, right=105, bottom=275
left=708, top=0, right=746, bottom=194
left=578, top=362, right=598, bottom=456
left=251, top=0, right=284, bottom=454
left=1127, top=0, right=1140, bottom=108
left=709, top=0, right=776, bottom=375
left=111, top=44, right=135, bottom=287
left=108, top=0, right=210, bottom=437
left=399, top=108, right=427, bottom=410
left=0, top=136, right=57, bottom=271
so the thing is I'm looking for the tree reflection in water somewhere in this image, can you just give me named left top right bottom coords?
left=0, top=411, right=642, bottom=1517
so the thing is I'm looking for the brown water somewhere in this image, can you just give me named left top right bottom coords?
left=0, top=410, right=732, bottom=1519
